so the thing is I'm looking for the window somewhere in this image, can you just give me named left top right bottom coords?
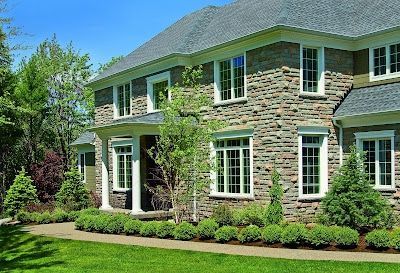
left=78, top=153, right=86, bottom=182
left=298, top=127, right=328, bottom=198
left=116, top=83, right=131, bottom=117
left=215, top=55, right=246, bottom=102
left=115, top=146, right=132, bottom=190
left=300, top=46, right=325, bottom=94
left=146, top=71, right=171, bottom=113
left=212, top=136, right=253, bottom=197
left=355, top=131, right=395, bottom=189
left=370, top=43, right=400, bottom=80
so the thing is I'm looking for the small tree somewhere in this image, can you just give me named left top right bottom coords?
left=56, top=167, right=90, bottom=211
left=321, top=145, right=393, bottom=231
left=264, top=168, right=284, bottom=225
left=4, top=169, right=38, bottom=216
left=148, top=66, right=223, bottom=223
left=31, top=151, right=64, bottom=203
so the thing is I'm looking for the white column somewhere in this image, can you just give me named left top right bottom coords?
left=101, top=138, right=112, bottom=210
left=131, top=135, right=142, bottom=213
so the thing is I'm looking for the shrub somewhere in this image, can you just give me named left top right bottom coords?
left=280, top=223, right=308, bottom=246
left=104, top=214, right=131, bottom=234
left=331, top=226, right=359, bottom=247
left=262, top=224, right=283, bottom=244
left=93, top=214, right=113, bottom=233
left=89, top=191, right=102, bottom=208
left=30, top=151, right=64, bottom=203
left=215, top=226, right=238, bottom=243
left=36, top=211, right=53, bottom=224
left=232, top=209, right=246, bottom=226
left=25, top=202, right=55, bottom=213
left=124, top=219, right=143, bottom=235
left=80, top=208, right=102, bottom=216
left=15, top=210, right=31, bottom=223
left=55, top=168, right=90, bottom=212
left=238, top=225, right=261, bottom=243
left=264, top=168, right=284, bottom=225
left=75, top=215, right=92, bottom=230
left=240, top=204, right=264, bottom=227
left=391, top=228, right=400, bottom=250
left=30, top=212, right=41, bottom=223
left=365, top=229, right=391, bottom=249
left=4, top=170, right=39, bottom=216
left=174, top=222, right=196, bottom=241
left=68, top=211, right=81, bottom=222
left=307, top=225, right=334, bottom=247
left=321, top=146, right=393, bottom=231
left=197, top=218, right=219, bottom=239
left=140, top=221, right=159, bottom=237
left=156, top=221, right=176, bottom=238
left=52, top=209, right=69, bottom=223
left=212, top=204, right=233, bottom=226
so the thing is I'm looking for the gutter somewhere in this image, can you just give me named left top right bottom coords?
left=332, top=119, right=343, bottom=166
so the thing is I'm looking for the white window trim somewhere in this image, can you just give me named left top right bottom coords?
left=113, top=82, right=132, bottom=119
left=300, top=45, right=325, bottom=95
left=214, top=53, right=247, bottom=104
left=78, top=152, right=86, bottom=183
left=210, top=129, right=254, bottom=199
left=111, top=139, right=133, bottom=192
left=369, top=43, right=400, bottom=82
left=354, top=130, right=395, bottom=190
left=298, top=127, right=329, bottom=199
left=146, top=71, right=171, bottom=113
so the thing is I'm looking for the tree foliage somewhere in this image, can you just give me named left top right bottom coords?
left=97, top=55, right=123, bottom=74
left=148, top=66, right=223, bottom=223
left=264, top=168, right=284, bottom=225
left=4, top=169, right=38, bottom=216
left=320, top=145, right=394, bottom=231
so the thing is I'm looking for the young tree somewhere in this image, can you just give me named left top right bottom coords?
left=148, top=66, right=223, bottom=223
left=321, top=145, right=394, bottom=231
left=264, top=168, right=284, bottom=225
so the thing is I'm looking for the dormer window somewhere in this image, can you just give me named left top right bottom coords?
left=146, top=71, right=171, bottom=113
left=370, top=42, right=400, bottom=81
left=115, top=83, right=131, bottom=117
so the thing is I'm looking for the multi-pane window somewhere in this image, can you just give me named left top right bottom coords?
left=218, top=55, right=245, bottom=101
left=78, top=153, right=85, bottom=182
left=115, top=146, right=132, bottom=189
left=215, top=138, right=251, bottom=195
left=301, top=136, right=322, bottom=195
left=372, top=43, right=400, bottom=78
left=117, top=83, right=131, bottom=117
left=361, top=139, right=393, bottom=187
left=302, top=47, right=319, bottom=93
left=153, top=80, right=169, bottom=110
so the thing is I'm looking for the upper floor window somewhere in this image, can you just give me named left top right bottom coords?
left=370, top=43, right=400, bottom=81
left=146, top=71, right=171, bottom=113
left=300, top=46, right=325, bottom=94
left=115, top=83, right=131, bottom=117
left=214, top=55, right=246, bottom=103
left=355, top=130, right=395, bottom=189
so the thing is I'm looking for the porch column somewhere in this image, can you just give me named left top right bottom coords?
left=101, top=138, right=112, bottom=210
left=131, top=135, right=142, bottom=213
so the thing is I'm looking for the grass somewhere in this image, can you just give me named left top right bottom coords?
left=0, top=225, right=399, bottom=273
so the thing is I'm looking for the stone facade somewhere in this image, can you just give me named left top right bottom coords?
left=93, top=40, right=399, bottom=222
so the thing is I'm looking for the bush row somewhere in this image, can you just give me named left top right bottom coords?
left=365, top=228, right=400, bottom=249
left=15, top=207, right=100, bottom=224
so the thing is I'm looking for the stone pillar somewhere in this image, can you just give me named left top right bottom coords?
left=131, top=135, right=142, bottom=213
left=101, top=138, right=112, bottom=210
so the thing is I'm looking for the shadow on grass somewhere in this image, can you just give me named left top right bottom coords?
left=0, top=225, right=63, bottom=271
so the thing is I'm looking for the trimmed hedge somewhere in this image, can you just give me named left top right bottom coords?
left=124, top=219, right=143, bottom=235
left=238, top=225, right=261, bottom=243
left=281, top=223, right=308, bottom=246
left=365, top=229, right=391, bottom=249
left=391, top=228, right=400, bottom=250
left=307, top=225, right=334, bottom=247
left=140, top=221, right=159, bottom=237
left=215, top=226, right=238, bottom=243
left=156, top=221, right=176, bottom=239
left=104, top=214, right=130, bottom=234
left=174, top=222, right=196, bottom=241
left=331, top=226, right=359, bottom=248
left=262, top=224, right=283, bottom=244
left=197, top=219, right=219, bottom=239
left=212, top=204, right=233, bottom=226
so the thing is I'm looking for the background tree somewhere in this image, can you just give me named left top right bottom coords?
left=148, top=66, right=223, bottom=223
left=320, top=145, right=394, bottom=231
left=97, top=55, right=123, bottom=74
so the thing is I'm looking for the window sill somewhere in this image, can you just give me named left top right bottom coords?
left=370, top=72, right=400, bottom=82
left=113, top=189, right=131, bottom=193
left=214, top=97, right=248, bottom=107
left=209, top=193, right=254, bottom=200
left=297, top=195, right=324, bottom=202
left=113, top=115, right=132, bottom=121
left=374, top=187, right=396, bottom=193
left=299, top=92, right=328, bottom=100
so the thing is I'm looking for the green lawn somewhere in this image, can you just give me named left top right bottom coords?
left=0, top=225, right=398, bottom=273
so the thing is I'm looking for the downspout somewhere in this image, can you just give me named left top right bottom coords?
left=333, top=119, right=343, bottom=166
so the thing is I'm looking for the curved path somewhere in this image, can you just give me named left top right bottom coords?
left=27, top=223, right=400, bottom=264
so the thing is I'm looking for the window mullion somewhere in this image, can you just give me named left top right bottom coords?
left=224, top=148, right=228, bottom=194
left=240, top=146, right=244, bottom=195
left=386, top=46, right=391, bottom=75
left=124, top=154, right=128, bottom=189
left=375, top=140, right=380, bottom=187
left=231, top=58, right=235, bottom=99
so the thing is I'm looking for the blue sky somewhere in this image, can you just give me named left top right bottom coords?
left=7, top=0, right=232, bottom=69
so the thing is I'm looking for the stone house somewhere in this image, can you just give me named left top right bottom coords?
left=75, top=0, right=400, bottom=221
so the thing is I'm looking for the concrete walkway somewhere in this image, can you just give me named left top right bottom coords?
left=27, top=223, right=400, bottom=264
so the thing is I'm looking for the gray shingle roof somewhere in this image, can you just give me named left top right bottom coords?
left=334, top=82, right=400, bottom=118
left=112, top=112, right=164, bottom=125
left=92, top=0, right=400, bottom=83
left=70, top=132, right=96, bottom=146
